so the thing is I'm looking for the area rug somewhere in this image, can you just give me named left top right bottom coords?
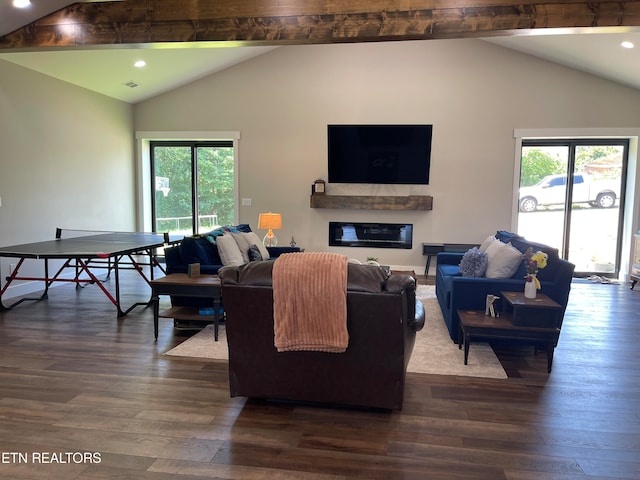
left=164, top=285, right=507, bottom=379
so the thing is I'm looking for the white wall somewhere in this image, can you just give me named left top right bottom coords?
left=0, top=60, right=135, bottom=297
left=134, top=39, right=640, bottom=270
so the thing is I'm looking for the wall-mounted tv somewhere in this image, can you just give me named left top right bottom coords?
left=328, top=124, right=432, bottom=184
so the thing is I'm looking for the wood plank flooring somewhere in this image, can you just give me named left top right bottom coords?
left=0, top=271, right=639, bottom=479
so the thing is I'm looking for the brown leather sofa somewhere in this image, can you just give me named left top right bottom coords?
left=218, top=261, right=425, bottom=410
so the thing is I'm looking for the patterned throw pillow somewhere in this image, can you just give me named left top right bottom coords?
left=459, top=247, right=489, bottom=277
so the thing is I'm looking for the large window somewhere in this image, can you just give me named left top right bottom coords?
left=151, top=141, right=235, bottom=237
left=517, top=139, right=628, bottom=277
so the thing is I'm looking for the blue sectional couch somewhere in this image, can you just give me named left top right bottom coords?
left=435, top=231, right=575, bottom=343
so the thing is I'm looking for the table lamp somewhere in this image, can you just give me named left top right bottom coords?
left=258, top=212, right=282, bottom=247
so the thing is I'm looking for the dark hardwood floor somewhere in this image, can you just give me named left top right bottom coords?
left=0, top=271, right=638, bottom=479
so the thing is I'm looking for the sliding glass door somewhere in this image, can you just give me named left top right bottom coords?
left=517, top=140, right=627, bottom=277
left=151, top=141, right=235, bottom=237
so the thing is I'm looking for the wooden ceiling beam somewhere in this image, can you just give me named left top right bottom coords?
left=2, top=0, right=640, bottom=50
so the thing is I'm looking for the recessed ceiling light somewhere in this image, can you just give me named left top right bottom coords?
left=134, top=60, right=146, bottom=68
left=621, top=41, right=635, bottom=49
left=13, top=0, right=31, bottom=8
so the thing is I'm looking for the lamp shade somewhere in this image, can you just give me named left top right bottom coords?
left=258, top=212, right=282, bottom=230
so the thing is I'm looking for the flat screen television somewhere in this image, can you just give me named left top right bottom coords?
left=328, top=124, right=432, bottom=184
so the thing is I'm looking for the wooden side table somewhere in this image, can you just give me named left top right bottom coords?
left=500, top=291, right=562, bottom=328
left=458, top=292, right=562, bottom=372
left=150, top=274, right=222, bottom=341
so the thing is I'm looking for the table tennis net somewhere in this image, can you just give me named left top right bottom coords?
left=55, top=228, right=170, bottom=243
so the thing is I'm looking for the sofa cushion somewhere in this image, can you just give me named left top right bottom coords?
left=231, top=232, right=252, bottom=263
left=217, top=233, right=245, bottom=266
left=438, top=264, right=462, bottom=277
left=484, top=240, right=522, bottom=278
left=179, top=236, right=220, bottom=265
left=495, top=230, right=524, bottom=244
left=459, top=247, right=488, bottom=277
left=509, top=238, right=560, bottom=281
left=510, top=237, right=559, bottom=257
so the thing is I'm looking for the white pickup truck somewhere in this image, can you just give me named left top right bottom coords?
left=519, top=173, right=619, bottom=212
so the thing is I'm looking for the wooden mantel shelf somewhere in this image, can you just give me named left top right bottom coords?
left=310, top=195, right=433, bottom=211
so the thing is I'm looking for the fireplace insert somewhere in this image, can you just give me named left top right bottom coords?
left=329, top=222, right=413, bottom=249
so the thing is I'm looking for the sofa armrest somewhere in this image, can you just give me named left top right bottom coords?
left=409, top=299, right=425, bottom=332
left=164, top=245, right=184, bottom=274
left=385, top=273, right=415, bottom=293
left=451, top=276, right=524, bottom=291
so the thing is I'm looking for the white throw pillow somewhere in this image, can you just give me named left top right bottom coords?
left=479, top=235, right=496, bottom=253
left=242, top=231, right=270, bottom=260
left=217, top=233, right=245, bottom=266
left=484, top=240, right=522, bottom=278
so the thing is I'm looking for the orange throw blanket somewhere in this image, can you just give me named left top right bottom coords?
left=272, top=252, right=349, bottom=353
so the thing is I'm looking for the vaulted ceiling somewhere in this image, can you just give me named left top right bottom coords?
left=2, top=0, right=640, bottom=103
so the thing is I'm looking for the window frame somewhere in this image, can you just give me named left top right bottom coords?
left=135, top=131, right=240, bottom=234
left=150, top=140, right=234, bottom=236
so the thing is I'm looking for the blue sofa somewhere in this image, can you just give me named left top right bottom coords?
left=435, top=231, right=575, bottom=343
left=165, top=224, right=299, bottom=276
left=164, top=224, right=300, bottom=309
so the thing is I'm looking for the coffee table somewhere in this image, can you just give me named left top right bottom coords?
left=151, top=274, right=222, bottom=341
left=457, top=292, right=562, bottom=372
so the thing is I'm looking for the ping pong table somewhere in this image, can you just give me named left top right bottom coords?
left=0, top=228, right=182, bottom=316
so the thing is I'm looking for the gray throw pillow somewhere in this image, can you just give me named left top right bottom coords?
left=248, top=244, right=263, bottom=262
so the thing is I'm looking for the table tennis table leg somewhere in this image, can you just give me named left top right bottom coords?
left=42, top=259, right=50, bottom=297
left=147, top=247, right=165, bottom=278
left=0, top=259, right=23, bottom=310
left=104, top=256, right=113, bottom=280
left=0, top=258, right=50, bottom=310
left=73, top=258, right=121, bottom=311
left=0, top=260, right=9, bottom=311
left=114, top=255, right=125, bottom=317
left=115, top=253, right=156, bottom=317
